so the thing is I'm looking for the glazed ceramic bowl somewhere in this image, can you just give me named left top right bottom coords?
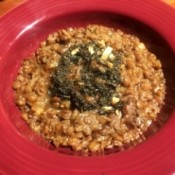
left=0, top=0, right=175, bottom=174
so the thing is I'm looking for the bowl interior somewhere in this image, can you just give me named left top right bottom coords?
left=0, top=11, right=175, bottom=155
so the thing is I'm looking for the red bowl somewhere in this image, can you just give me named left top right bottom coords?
left=0, top=0, right=175, bottom=174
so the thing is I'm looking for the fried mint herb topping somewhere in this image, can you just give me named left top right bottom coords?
left=50, top=41, right=123, bottom=113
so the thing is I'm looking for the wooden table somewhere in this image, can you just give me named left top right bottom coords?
left=0, top=0, right=25, bottom=15
left=0, top=0, right=175, bottom=16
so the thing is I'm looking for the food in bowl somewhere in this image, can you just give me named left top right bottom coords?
left=13, top=25, right=166, bottom=153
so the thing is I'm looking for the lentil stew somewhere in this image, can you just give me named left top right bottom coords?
left=13, top=25, right=166, bottom=154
